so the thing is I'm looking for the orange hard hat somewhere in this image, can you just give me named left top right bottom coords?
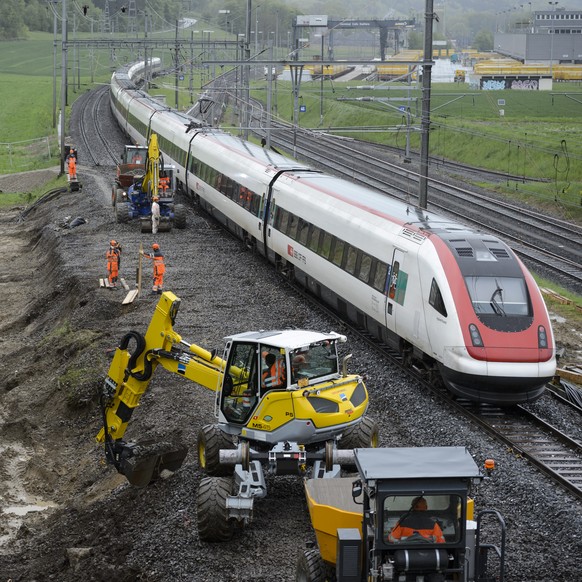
left=110, top=240, right=117, bottom=246
left=152, top=243, right=160, bottom=250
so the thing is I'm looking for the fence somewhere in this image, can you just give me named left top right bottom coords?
left=0, top=136, right=58, bottom=174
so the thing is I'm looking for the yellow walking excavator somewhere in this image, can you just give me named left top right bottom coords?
left=113, top=134, right=186, bottom=231
left=96, top=292, right=378, bottom=541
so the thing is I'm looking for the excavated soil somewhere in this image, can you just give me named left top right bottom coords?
left=1, top=135, right=582, bottom=580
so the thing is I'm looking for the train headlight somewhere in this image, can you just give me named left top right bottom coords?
left=538, top=325, right=548, bottom=349
left=468, top=324, right=484, bottom=347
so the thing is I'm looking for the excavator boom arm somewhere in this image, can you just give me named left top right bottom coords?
left=97, top=292, right=225, bottom=445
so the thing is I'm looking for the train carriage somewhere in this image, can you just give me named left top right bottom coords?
left=109, top=61, right=556, bottom=405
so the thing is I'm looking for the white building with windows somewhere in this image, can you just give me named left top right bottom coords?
left=495, top=7, right=582, bottom=65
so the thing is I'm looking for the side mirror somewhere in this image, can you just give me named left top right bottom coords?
left=352, top=479, right=363, bottom=504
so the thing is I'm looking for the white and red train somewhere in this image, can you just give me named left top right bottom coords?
left=110, top=60, right=556, bottom=405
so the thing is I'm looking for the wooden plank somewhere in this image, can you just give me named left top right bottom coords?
left=122, top=289, right=139, bottom=305
left=556, top=367, right=582, bottom=384
left=138, top=242, right=143, bottom=296
left=539, top=287, right=572, bottom=305
left=121, top=244, right=143, bottom=304
left=119, top=277, right=130, bottom=291
left=99, top=278, right=111, bottom=288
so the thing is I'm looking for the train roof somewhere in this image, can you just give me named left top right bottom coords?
left=194, top=131, right=314, bottom=172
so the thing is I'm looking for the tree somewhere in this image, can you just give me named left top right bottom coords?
left=473, top=29, right=493, bottom=52
left=0, top=0, right=28, bottom=40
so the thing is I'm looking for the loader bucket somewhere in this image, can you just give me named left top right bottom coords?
left=117, top=440, right=189, bottom=487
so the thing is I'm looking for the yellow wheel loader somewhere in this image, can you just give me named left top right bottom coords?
left=96, top=292, right=378, bottom=541
left=296, top=447, right=506, bottom=582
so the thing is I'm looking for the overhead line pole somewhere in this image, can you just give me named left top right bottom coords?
left=418, top=0, right=435, bottom=209
left=59, top=0, right=68, bottom=176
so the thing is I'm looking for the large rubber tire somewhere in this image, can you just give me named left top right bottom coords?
left=197, top=476, right=234, bottom=543
left=173, top=203, right=187, bottom=229
left=296, top=549, right=325, bottom=582
left=338, top=415, right=379, bottom=450
left=197, top=424, right=235, bottom=476
left=115, top=188, right=125, bottom=205
left=111, top=186, right=116, bottom=207
left=115, top=201, right=131, bottom=224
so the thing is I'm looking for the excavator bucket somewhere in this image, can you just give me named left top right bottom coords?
left=116, top=440, right=189, bottom=488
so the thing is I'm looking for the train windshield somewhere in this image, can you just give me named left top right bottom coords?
left=465, top=276, right=532, bottom=317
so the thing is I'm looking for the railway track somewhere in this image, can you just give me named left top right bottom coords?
left=77, top=85, right=119, bottom=166
left=461, top=402, right=582, bottom=499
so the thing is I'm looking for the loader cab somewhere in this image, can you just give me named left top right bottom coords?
left=122, top=145, right=148, bottom=165
left=347, top=447, right=506, bottom=582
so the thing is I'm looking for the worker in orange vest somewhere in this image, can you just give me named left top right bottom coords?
left=158, top=172, right=170, bottom=192
left=67, top=153, right=77, bottom=181
left=262, top=352, right=286, bottom=391
left=141, top=243, right=165, bottom=294
left=106, top=240, right=122, bottom=287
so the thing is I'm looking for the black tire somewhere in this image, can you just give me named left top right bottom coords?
left=197, top=424, right=235, bottom=476
left=115, top=201, right=130, bottom=224
left=111, top=186, right=116, bottom=207
left=197, top=476, right=234, bottom=543
left=338, top=415, right=379, bottom=450
left=296, top=549, right=325, bottom=582
left=173, top=203, right=187, bottom=229
left=115, top=188, right=125, bottom=205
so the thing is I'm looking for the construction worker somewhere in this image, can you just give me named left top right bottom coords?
left=151, top=195, right=160, bottom=234
left=141, top=243, right=165, bottom=294
left=67, top=153, right=77, bottom=182
left=158, top=172, right=170, bottom=193
left=262, top=352, right=286, bottom=391
left=106, top=240, right=122, bottom=288
left=388, top=496, right=445, bottom=544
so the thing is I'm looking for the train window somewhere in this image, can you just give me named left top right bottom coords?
left=320, top=232, right=333, bottom=259
left=332, top=239, right=345, bottom=267
left=224, top=177, right=235, bottom=199
left=250, top=192, right=261, bottom=215
left=429, top=279, right=448, bottom=317
left=358, top=253, right=372, bottom=283
left=372, top=262, right=388, bottom=293
left=308, top=227, right=322, bottom=252
left=298, top=219, right=310, bottom=245
left=288, top=214, right=299, bottom=240
left=345, top=246, right=358, bottom=275
left=464, top=276, right=531, bottom=317
left=276, top=208, right=289, bottom=232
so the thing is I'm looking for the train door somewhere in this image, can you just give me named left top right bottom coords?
left=385, top=248, right=408, bottom=335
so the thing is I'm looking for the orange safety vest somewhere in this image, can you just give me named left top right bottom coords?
left=262, top=359, right=286, bottom=389
left=389, top=514, right=445, bottom=544
left=152, top=252, right=165, bottom=276
left=106, top=248, right=119, bottom=266
left=159, top=177, right=170, bottom=191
